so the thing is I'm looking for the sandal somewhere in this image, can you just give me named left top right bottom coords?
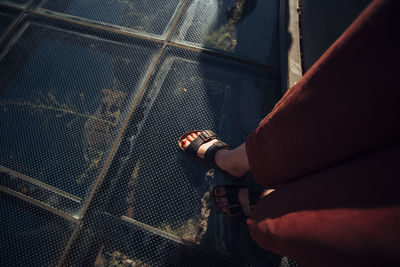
left=178, top=130, right=230, bottom=170
left=212, top=185, right=264, bottom=217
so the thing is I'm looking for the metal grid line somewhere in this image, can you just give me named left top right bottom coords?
left=56, top=28, right=176, bottom=267
left=0, top=2, right=25, bottom=10
left=26, top=0, right=40, bottom=10
left=121, top=216, right=184, bottom=244
left=54, top=0, right=194, bottom=260
left=0, top=165, right=82, bottom=203
left=29, top=9, right=166, bottom=44
left=0, top=186, right=79, bottom=223
left=164, top=0, right=190, bottom=42
left=0, top=3, right=278, bottom=72
left=0, top=8, right=25, bottom=46
left=0, top=11, right=162, bottom=213
left=167, top=40, right=279, bottom=74
left=118, top=215, right=243, bottom=266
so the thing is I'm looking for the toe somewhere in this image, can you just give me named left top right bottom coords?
left=222, top=207, right=230, bottom=214
left=217, top=200, right=228, bottom=208
left=215, top=196, right=228, bottom=203
left=181, top=138, right=190, bottom=149
left=187, top=135, right=194, bottom=142
left=214, top=187, right=226, bottom=196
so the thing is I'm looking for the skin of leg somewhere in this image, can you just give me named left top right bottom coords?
left=247, top=145, right=400, bottom=266
left=246, top=0, right=400, bottom=187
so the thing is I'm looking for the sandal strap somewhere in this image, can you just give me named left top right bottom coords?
left=185, top=130, right=218, bottom=157
left=213, top=185, right=264, bottom=218
left=227, top=204, right=242, bottom=217
left=203, top=141, right=230, bottom=167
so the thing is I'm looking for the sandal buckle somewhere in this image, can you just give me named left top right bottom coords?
left=200, top=131, right=211, bottom=141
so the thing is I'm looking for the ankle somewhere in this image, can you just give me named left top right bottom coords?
left=214, top=149, right=248, bottom=177
left=214, top=149, right=231, bottom=171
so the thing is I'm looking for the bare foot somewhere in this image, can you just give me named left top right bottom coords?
left=214, top=186, right=275, bottom=216
left=180, top=132, right=249, bottom=177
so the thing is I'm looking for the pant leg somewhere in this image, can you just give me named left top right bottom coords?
left=247, top=144, right=400, bottom=266
left=246, top=0, right=400, bottom=187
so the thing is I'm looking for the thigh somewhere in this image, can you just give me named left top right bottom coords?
left=247, top=144, right=400, bottom=266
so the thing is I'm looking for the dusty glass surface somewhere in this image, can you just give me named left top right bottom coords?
left=0, top=21, right=161, bottom=214
left=0, top=192, right=75, bottom=266
left=172, top=0, right=279, bottom=64
left=39, top=0, right=185, bottom=38
left=106, top=47, right=281, bottom=263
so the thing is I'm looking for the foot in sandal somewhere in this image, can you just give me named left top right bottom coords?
left=178, top=130, right=250, bottom=178
left=213, top=185, right=275, bottom=217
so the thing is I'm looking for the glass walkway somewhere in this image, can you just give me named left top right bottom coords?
left=0, top=0, right=289, bottom=265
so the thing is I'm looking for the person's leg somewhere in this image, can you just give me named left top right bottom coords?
left=247, top=144, right=400, bottom=266
left=246, top=0, right=400, bottom=187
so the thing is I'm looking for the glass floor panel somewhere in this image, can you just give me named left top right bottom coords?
left=0, top=19, right=161, bottom=215
left=38, top=0, right=185, bottom=39
left=104, top=47, right=282, bottom=264
left=0, top=1, right=288, bottom=265
left=171, top=0, right=279, bottom=64
left=0, top=192, right=75, bottom=266
left=0, top=12, right=15, bottom=37
left=66, top=212, right=244, bottom=266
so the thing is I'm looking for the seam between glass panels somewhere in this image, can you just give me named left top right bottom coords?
left=0, top=165, right=82, bottom=203
left=28, top=9, right=166, bottom=44
left=0, top=186, right=79, bottom=223
left=121, top=215, right=184, bottom=244
left=0, top=2, right=25, bottom=10
left=26, top=0, right=38, bottom=10
left=0, top=10, right=25, bottom=46
left=120, top=215, right=242, bottom=265
left=25, top=6, right=276, bottom=71
left=57, top=41, right=169, bottom=267
left=164, top=0, right=190, bottom=42
left=166, top=40, right=279, bottom=72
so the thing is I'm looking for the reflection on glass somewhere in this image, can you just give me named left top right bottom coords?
left=0, top=22, right=160, bottom=209
left=172, top=0, right=279, bottom=64
left=39, top=0, right=184, bottom=37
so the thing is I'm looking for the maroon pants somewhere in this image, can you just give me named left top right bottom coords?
left=245, top=0, right=400, bottom=265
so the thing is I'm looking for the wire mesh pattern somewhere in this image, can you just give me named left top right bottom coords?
left=0, top=12, right=14, bottom=36
left=0, top=19, right=161, bottom=215
left=171, top=0, right=279, bottom=64
left=65, top=212, right=245, bottom=266
left=0, top=0, right=287, bottom=266
left=0, top=192, right=75, bottom=266
left=38, top=0, right=185, bottom=38
left=0, top=0, right=30, bottom=6
left=102, top=46, right=282, bottom=265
